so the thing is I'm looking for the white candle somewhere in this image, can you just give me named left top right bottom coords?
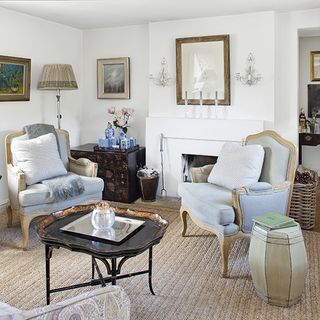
left=200, top=91, right=203, bottom=107
left=215, top=91, right=218, bottom=107
left=185, top=91, right=188, bottom=106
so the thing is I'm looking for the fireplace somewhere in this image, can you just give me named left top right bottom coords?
left=182, top=154, right=217, bottom=182
left=146, top=117, right=264, bottom=196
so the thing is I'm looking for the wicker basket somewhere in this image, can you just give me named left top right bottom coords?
left=289, top=172, right=318, bottom=230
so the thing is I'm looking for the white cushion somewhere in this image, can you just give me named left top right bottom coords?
left=207, top=142, right=265, bottom=190
left=11, top=133, right=67, bottom=185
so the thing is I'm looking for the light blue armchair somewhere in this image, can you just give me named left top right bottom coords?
left=5, top=128, right=104, bottom=249
left=178, top=130, right=298, bottom=277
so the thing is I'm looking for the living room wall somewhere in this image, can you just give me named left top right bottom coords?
left=82, top=25, right=149, bottom=146
left=274, top=8, right=320, bottom=144
left=148, top=11, right=275, bottom=127
left=298, top=35, right=320, bottom=171
left=1, top=6, right=320, bottom=204
left=0, top=7, right=83, bottom=205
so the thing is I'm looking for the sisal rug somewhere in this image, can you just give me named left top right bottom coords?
left=0, top=206, right=320, bottom=320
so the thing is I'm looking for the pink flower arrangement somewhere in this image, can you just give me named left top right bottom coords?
left=108, top=107, right=135, bottom=133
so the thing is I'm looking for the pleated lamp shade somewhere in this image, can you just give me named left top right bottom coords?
left=38, top=64, right=78, bottom=90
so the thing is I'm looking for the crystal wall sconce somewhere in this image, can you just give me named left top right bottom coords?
left=149, top=58, right=174, bottom=87
left=235, top=53, right=262, bottom=86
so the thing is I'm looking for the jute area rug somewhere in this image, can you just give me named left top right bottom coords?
left=0, top=204, right=320, bottom=320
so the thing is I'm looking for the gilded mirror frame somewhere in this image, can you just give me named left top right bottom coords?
left=176, top=34, right=230, bottom=105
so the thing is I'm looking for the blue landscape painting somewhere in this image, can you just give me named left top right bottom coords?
left=104, top=64, right=125, bottom=94
left=0, top=62, right=24, bottom=95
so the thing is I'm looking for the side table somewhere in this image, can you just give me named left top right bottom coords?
left=299, top=133, right=320, bottom=164
left=249, top=222, right=308, bottom=307
left=71, top=144, right=146, bottom=203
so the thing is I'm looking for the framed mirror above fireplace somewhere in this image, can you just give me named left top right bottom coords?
left=176, top=34, right=230, bottom=105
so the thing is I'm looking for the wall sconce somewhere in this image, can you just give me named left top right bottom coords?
left=235, top=53, right=262, bottom=86
left=149, top=58, right=174, bottom=87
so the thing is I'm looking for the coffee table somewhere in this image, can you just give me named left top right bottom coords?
left=37, top=203, right=168, bottom=304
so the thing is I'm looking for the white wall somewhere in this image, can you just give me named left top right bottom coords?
left=0, top=7, right=83, bottom=204
left=82, top=25, right=149, bottom=146
left=298, top=36, right=320, bottom=171
left=299, top=36, right=320, bottom=113
left=145, top=12, right=275, bottom=195
left=275, top=9, right=320, bottom=144
left=148, top=12, right=275, bottom=127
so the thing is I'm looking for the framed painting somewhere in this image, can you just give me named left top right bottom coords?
left=308, top=84, right=320, bottom=117
left=176, top=35, right=230, bottom=105
left=97, top=57, right=130, bottom=99
left=311, top=51, right=320, bottom=82
left=0, top=55, right=31, bottom=101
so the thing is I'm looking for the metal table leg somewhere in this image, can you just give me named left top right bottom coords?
left=148, top=246, right=155, bottom=295
left=45, top=245, right=53, bottom=305
left=111, top=258, right=117, bottom=285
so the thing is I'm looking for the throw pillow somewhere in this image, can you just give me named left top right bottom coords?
left=11, top=133, right=67, bottom=185
left=207, top=142, right=265, bottom=190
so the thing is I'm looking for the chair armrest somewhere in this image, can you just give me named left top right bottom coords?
left=69, top=156, right=98, bottom=177
left=232, top=181, right=291, bottom=233
left=7, top=164, right=26, bottom=209
left=190, top=164, right=214, bottom=183
left=21, top=285, right=130, bottom=319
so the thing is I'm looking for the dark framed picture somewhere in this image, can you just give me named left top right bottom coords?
left=0, top=55, right=31, bottom=101
left=311, top=51, right=320, bottom=82
left=308, top=84, right=320, bottom=117
left=97, top=57, right=130, bottom=99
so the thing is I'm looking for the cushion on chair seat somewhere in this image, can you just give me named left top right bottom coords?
left=19, top=174, right=104, bottom=207
left=178, top=182, right=239, bottom=236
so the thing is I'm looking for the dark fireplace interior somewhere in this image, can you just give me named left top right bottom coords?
left=182, top=154, right=218, bottom=182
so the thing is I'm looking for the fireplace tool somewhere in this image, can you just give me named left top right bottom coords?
left=160, top=133, right=167, bottom=198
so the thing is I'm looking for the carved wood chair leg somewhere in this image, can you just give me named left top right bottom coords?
left=6, top=202, right=13, bottom=228
left=218, top=236, right=233, bottom=278
left=180, top=209, right=188, bottom=237
left=20, top=214, right=31, bottom=250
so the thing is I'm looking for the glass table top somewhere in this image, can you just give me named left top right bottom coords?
left=60, top=212, right=145, bottom=244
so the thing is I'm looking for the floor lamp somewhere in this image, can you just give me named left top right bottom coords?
left=38, top=64, right=78, bottom=129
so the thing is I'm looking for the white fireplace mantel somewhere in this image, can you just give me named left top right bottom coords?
left=146, top=117, right=264, bottom=196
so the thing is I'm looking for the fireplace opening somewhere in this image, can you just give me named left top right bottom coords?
left=182, top=154, right=218, bottom=182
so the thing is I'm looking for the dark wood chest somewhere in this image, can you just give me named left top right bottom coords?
left=71, top=144, right=145, bottom=203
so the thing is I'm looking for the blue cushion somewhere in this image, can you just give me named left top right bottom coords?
left=239, top=186, right=290, bottom=233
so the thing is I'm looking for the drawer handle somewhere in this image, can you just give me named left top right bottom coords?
left=305, top=135, right=312, bottom=141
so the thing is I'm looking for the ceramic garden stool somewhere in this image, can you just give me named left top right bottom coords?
left=249, top=222, right=308, bottom=307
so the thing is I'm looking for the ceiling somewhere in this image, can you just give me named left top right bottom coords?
left=0, top=0, right=320, bottom=30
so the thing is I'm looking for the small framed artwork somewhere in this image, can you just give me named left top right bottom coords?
left=97, top=57, right=130, bottom=99
left=311, top=51, right=320, bottom=81
left=0, top=55, right=31, bottom=101
left=308, top=84, right=320, bottom=117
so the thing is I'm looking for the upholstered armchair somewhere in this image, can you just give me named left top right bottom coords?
left=178, top=131, right=298, bottom=277
left=5, top=127, right=104, bottom=249
left=0, top=285, right=130, bottom=319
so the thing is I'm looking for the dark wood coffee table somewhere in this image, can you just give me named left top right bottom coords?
left=37, top=203, right=168, bottom=304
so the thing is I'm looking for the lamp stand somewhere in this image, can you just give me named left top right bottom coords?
left=56, top=89, right=62, bottom=129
